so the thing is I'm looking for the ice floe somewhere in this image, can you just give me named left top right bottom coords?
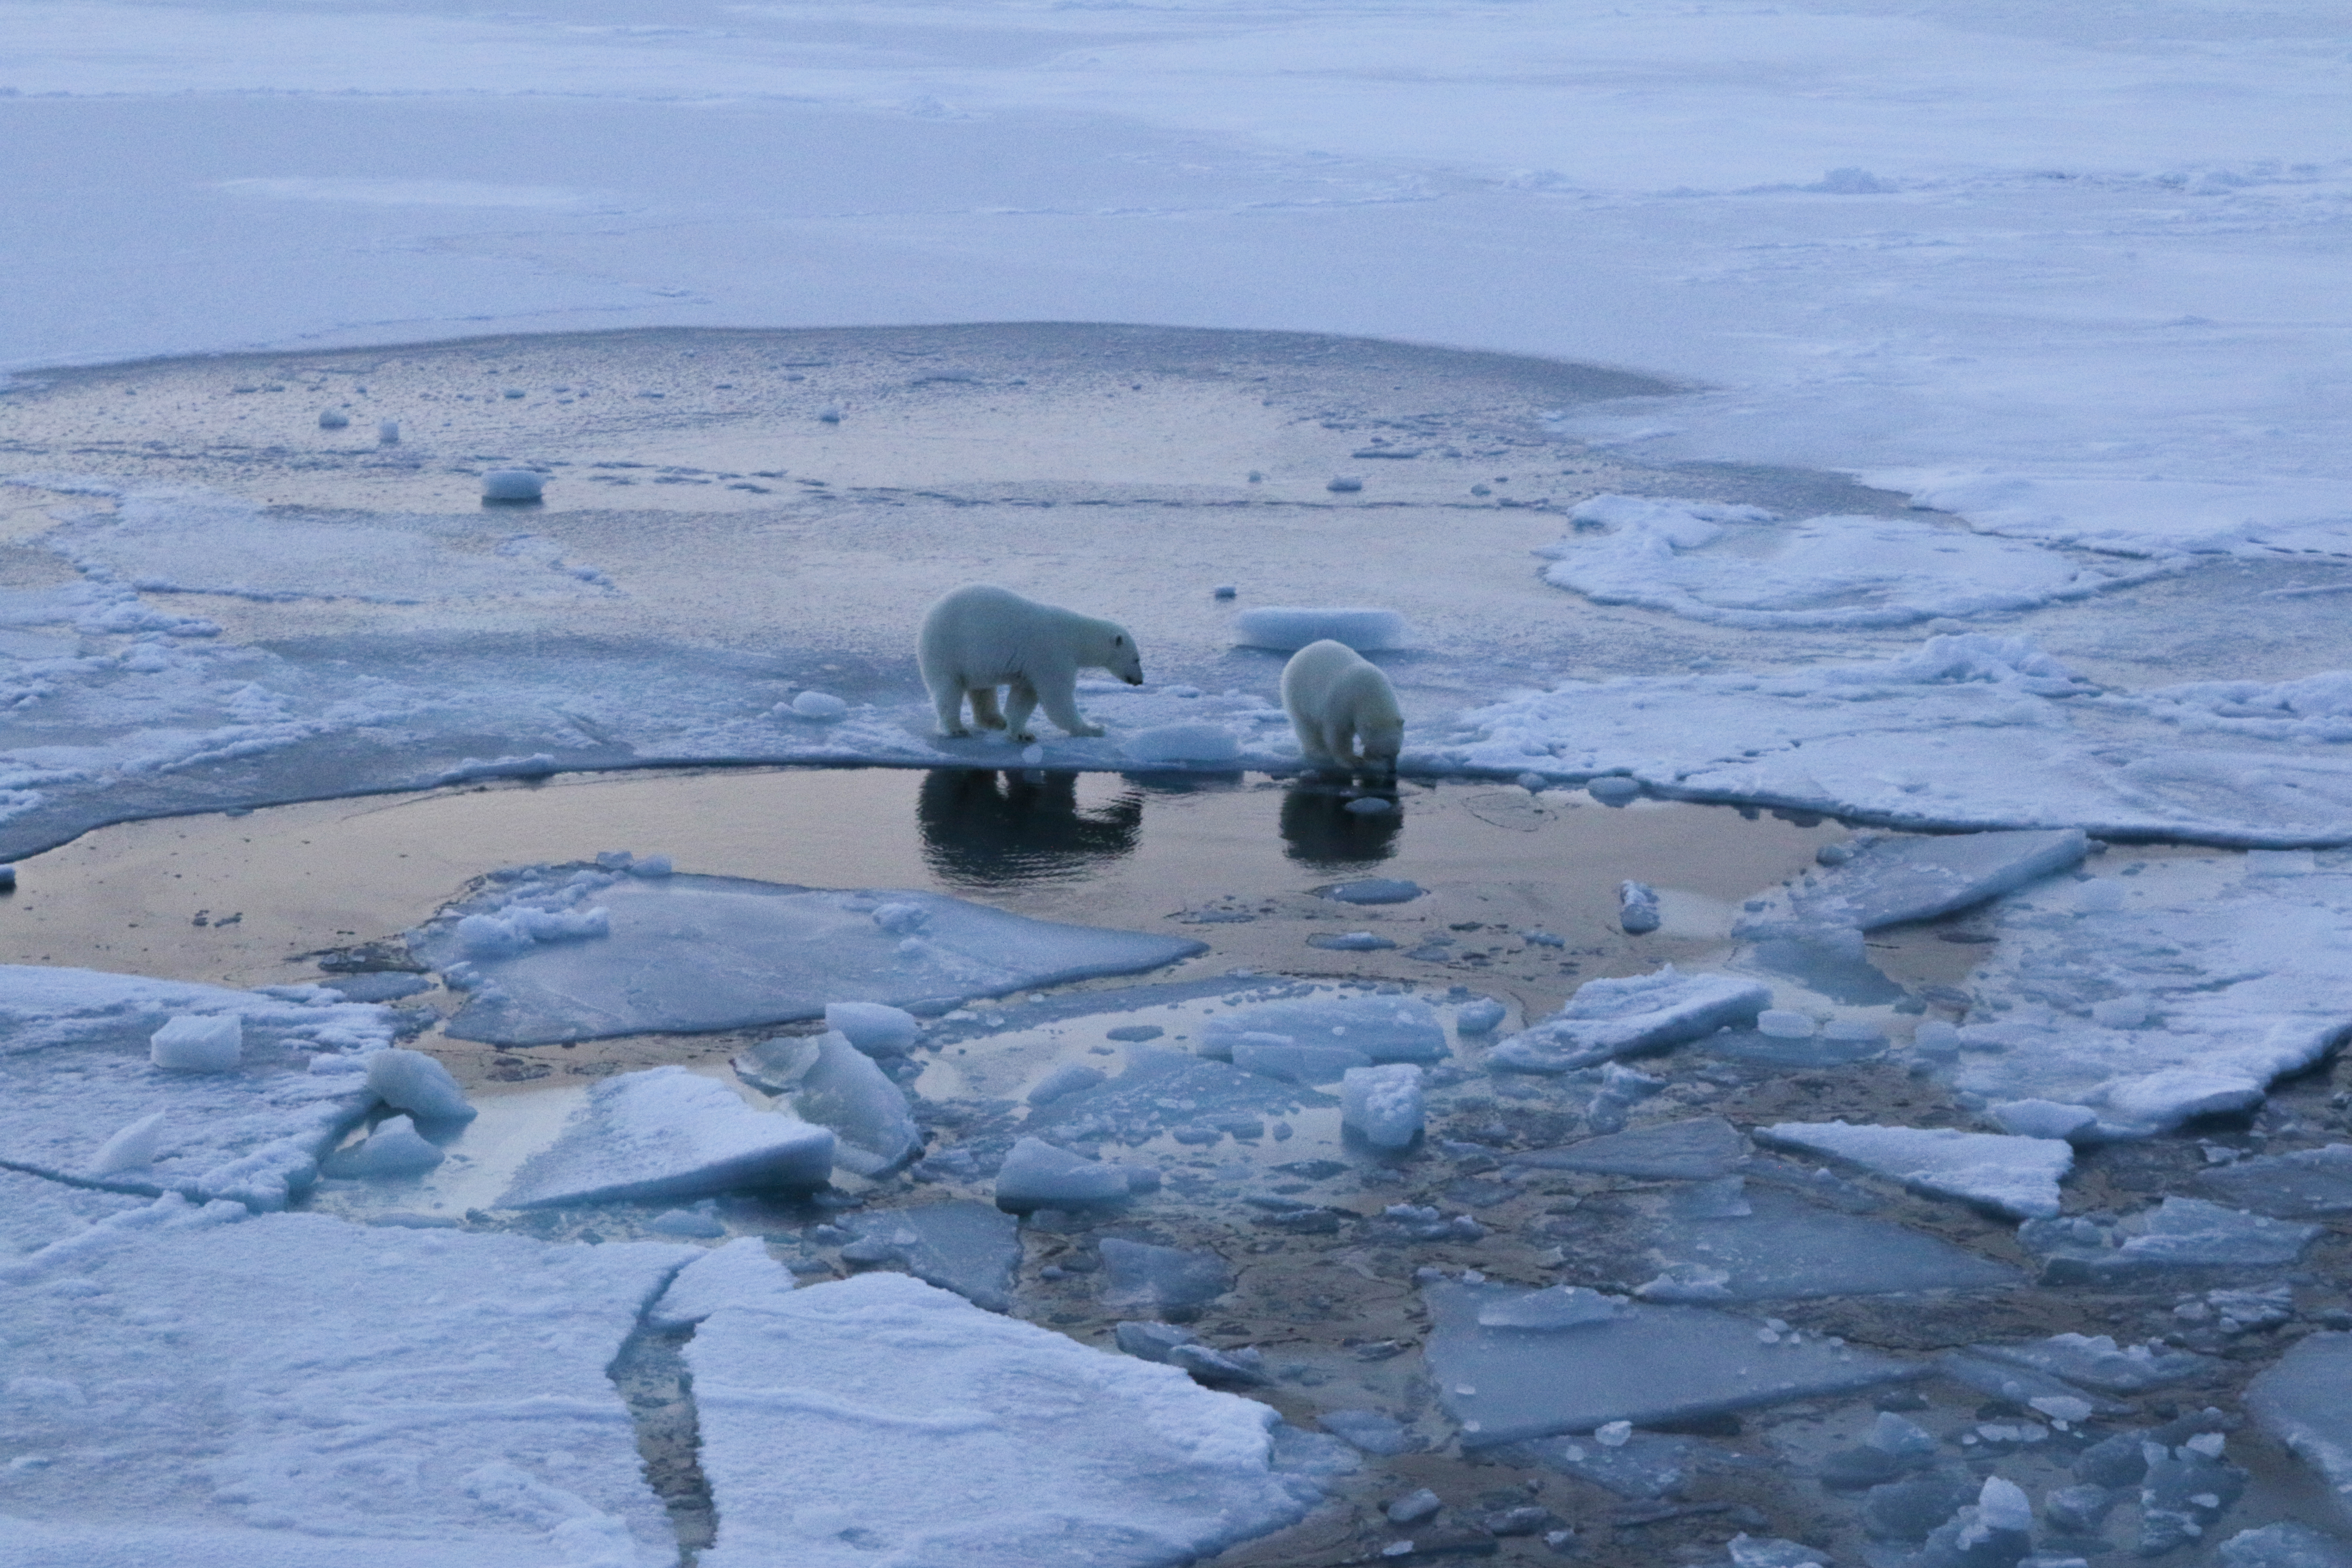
left=408, top=864, right=1205, bottom=1045
left=2025, top=1197, right=2322, bottom=1282
left=1510, top=1117, right=1747, bottom=1181
left=1487, top=967, right=1770, bottom=1073
left=648, top=1234, right=795, bottom=1329
left=2199, top=1143, right=2352, bottom=1218
left=684, top=1272, right=1308, bottom=1568
left=1632, top=1187, right=2018, bottom=1301
left=1200, top=992, right=1449, bottom=1065
left=1756, top=1122, right=2073, bottom=1220
left=841, top=1200, right=1022, bottom=1311
left=498, top=1066, right=835, bottom=1208
left=1731, top=828, right=2086, bottom=939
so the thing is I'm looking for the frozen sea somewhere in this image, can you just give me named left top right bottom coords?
left=5, top=0, right=2352, bottom=1565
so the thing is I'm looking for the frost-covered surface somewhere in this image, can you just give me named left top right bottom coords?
left=1942, top=856, right=2352, bottom=1137
left=647, top=1235, right=795, bottom=1330
left=0, top=966, right=396, bottom=1209
left=1756, top=1122, right=2073, bottom=1221
left=684, top=1272, right=1308, bottom=1568
left=499, top=1066, right=835, bottom=1208
left=2246, top=1334, right=2352, bottom=1531
left=408, top=864, right=1206, bottom=1045
left=1490, top=968, right=1770, bottom=1073
left=0, top=1201, right=690, bottom=1566
left=0, top=1168, right=144, bottom=1256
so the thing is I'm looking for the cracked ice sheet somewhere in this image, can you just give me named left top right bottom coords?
left=1445, top=634, right=2352, bottom=846
left=407, top=864, right=1207, bottom=1046
left=0, top=965, right=398, bottom=1209
left=1942, top=854, right=2352, bottom=1138
left=684, top=1271, right=1308, bottom=1568
left=0, top=1200, right=692, bottom=1567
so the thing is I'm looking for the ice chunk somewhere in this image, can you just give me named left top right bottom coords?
left=1477, top=1286, right=1625, bottom=1331
left=2220, top=1522, right=2352, bottom=1568
left=1735, top=829, right=2086, bottom=938
left=787, top=689, right=849, bottom=720
left=1234, top=606, right=1407, bottom=652
left=1100, top=1237, right=1232, bottom=1314
left=1727, top=1536, right=1826, bottom=1568
left=1425, top=1280, right=1917, bottom=1447
left=480, top=469, right=544, bottom=502
left=1507, top=1429, right=1707, bottom=1499
left=844, top=1200, right=1022, bottom=1311
left=2200, top=1143, right=2352, bottom=1217
left=317, top=407, right=349, bottom=429
left=2245, top=1334, right=2352, bottom=1532
left=365, top=1047, right=476, bottom=1122
left=1488, top=967, right=1770, bottom=1072
left=650, top=1234, right=796, bottom=1328
left=1990, top=1098, right=2098, bottom=1141
left=1320, top=877, right=1424, bottom=905
left=1969, top=1332, right=2217, bottom=1393
left=1308, top=930, right=1394, bottom=950
left=826, top=1000, right=921, bottom=1057
left=686, top=1273, right=1306, bottom=1568
left=735, top=1031, right=920, bottom=1177
left=1123, top=723, right=1242, bottom=764
left=2029, top=1196, right=2321, bottom=1281
left=90, top=1109, right=168, bottom=1174
left=1619, top=881, right=1661, bottom=934
left=409, top=865, right=1204, bottom=1045
left=0, top=1205, right=690, bottom=1562
left=1322, top=1409, right=1415, bottom=1455
left=1638, top=1185, right=2018, bottom=1299
left=1510, top=1118, right=1746, bottom=1180
left=150, top=1012, right=242, bottom=1071
left=376, top=418, right=399, bottom=444
left=993, top=1135, right=1136, bottom=1212
left=1204, top=992, right=1448, bottom=1064
left=1230, top=1036, right=1369, bottom=1084
left=499, top=1066, right=835, bottom=1207
left=1758, top=1122, right=2072, bottom=1219
left=648, top=1205, right=726, bottom=1238
left=1026, top=1061, right=1109, bottom=1104
left=1456, top=995, right=1507, bottom=1033
left=320, top=1114, right=444, bottom=1178
left=1342, top=1063, right=1424, bottom=1148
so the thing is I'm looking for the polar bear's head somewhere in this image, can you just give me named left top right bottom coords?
left=1095, top=622, right=1145, bottom=686
left=1357, top=714, right=1404, bottom=770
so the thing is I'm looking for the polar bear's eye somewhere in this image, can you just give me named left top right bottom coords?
left=1113, top=635, right=1125, bottom=645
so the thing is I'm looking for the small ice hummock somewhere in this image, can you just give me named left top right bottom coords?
left=1989, top=1098, right=2099, bottom=1141
left=735, top=1030, right=921, bottom=1176
left=376, top=418, right=400, bottom=444
left=150, top=1013, right=242, bottom=1072
left=320, top=1115, right=445, bottom=1178
left=649, top=1234, right=796, bottom=1329
left=364, top=1047, right=476, bottom=1122
left=90, top=1110, right=167, bottom=1174
left=1231, top=606, right=1409, bottom=652
left=1734, top=828, right=2086, bottom=938
left=1488, top=967, right=1770, bottom=1073
left=788, top=689, right=849, bottom=720
left=1758, top=1121, right=2073, bottom=1220
left=1202, top=992, right=1448, bottom=1064
left=317, top=407, right=349, bottom=429
left=842, top=1200, right=1023, bottom=1311
left=1100, top=1237, right=1233, bottom=1314
left=827, top=1000, right=920, bottom=1056
left=498, top=1066, right=835, bottom=1207
left=685, top=1273, right=1308, bottom=1568
left=479, top=469, right=544, bottom=503
left=1619, top=880, right=1661, bottom=934
left=993, top=1135, right=1148, bottom=1212
left=1123, top=723, right=1243, bottom=764
left=1342, top=1063, right=1424, bottom=1148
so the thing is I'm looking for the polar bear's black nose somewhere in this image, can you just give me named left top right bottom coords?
left=1127, top=674, right=1143, bottom=685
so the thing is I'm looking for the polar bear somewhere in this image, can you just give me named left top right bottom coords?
left=919, top=584, right=1144, bottom=741
left=1282, top=638, right=1403, bottom=772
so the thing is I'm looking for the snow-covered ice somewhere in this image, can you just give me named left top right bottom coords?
left=1756, top=1122, right=2073, bottom=1220
left=825, top=1001, right=920, bottom=1058
left=1341, top=1063, right=1424, bottom=1149
left=648, top=1234, right=795, bottom=1329
left=0, top=1203, right=690, bottom=1565
left=1231, top=608, right=1408, bottom=653
left=148, top=1013, right=241, bottom=1072
left=498, top=1066, right=835, bottom=1208
left=407, top=864, right=1205, bottom=1045
left=683, top=1272, right=1307, bottom=1568
left=735, top=1031, right=920, bottom=1178
left=992, top=1135, right=1147, bottom=1213
left=319, top=1113, right=446, bottom=1178
left=1489, top=968, right=1770, bottom=1073
left=366, top=1047, right=477, bottom=1122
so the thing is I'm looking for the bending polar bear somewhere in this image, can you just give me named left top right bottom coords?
left=919, top=583, right=1144, bottom=741
left=1282, top=639, right=1403, bottom=772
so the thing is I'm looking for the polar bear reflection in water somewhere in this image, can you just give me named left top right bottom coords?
left=917, top=769, right=1145, bottom=888
left=919, top=584, right=1144, bottom=741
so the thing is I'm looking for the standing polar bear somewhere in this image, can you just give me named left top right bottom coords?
left=919, top=584, right=1144, bottom=741
left=1282, top=639, right=1403, bottom=772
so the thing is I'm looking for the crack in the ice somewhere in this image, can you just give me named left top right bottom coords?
left=608, top=1305, right=718, bottom=1562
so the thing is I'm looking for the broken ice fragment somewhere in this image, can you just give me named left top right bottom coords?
left=1989, top=1098, right=2098, bottom=1141
left=1639, top=1185, right=2019, bottom=1300
left=1203, top=992, right=1449, bottom=1063
left=1231, top=1035, right=1370, bottom=1084
left=1736, top=828, right=2086, bottom=938
left=480, top=469, right=544, bottom=503
left=2247, top=1332, right=2352, bottom=1531
left=1758, top=1121, right=2073, bottom=1219
left=364, top=1047, right=476, bottom=1122
left=1619, top=881, right=1661, bottom=934
left=1477, top=1286, right=1625, bottom=1331
left=1322, top=1409, right=1415, bottom=1454
left=320, top=1114, right=444, bottom=1178
left=90, top=1110, right=167, bottom=1174
left=2199, top=1143, right=2352, bottom=1218
left=649, top=1235, right=796, bottom=1329
left=1489, top=967, right=1770, bottom=1072
left=1342, top=1063, right=1424, bottom=1148
left=992, top=1135, right=1137, bottom=1212
left=1101, top=1237, right=1232, bottom=1314
left=826, top=1000, right=920, bottom=1056
left=843, top=1200, right=1021, bottom=1311
left=499, top=1066, right=835, bottom=1207
left=1969, top=1332, right=2217, bottom=1393
left=149, top=1013, right=242, bottom=1072
left=736, top=1031, right=920, bottom=1176
left=2219, top=1522, right=2352, bottom=1568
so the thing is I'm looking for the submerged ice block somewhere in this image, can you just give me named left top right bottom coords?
left=1488, top=967, right=1770, bottom=1073
left=1510, top=1118, right=1747, bottom=1181
left=2247, top=1333, right=2352, bottom=1530
left=1424, top=1281, right=1918, bottom=1447
left=408, top=864, right=1207, bottom=1046
left=0, top=1204, right=691, bottom=1565
left=499, top=1066, right=836, bottom=1208
left=1635, top=1186, right=2019, bottom=1301
left=1757, top=1121, right=2073, bottom=1220
left=843, top=1200, right=1023, bottom=1312
left=685, top=1272, right=1308, bottom=1568
left=1201, top=992, right=1449, bottom=1065
left=1733, top=828, right=2086, bottom=938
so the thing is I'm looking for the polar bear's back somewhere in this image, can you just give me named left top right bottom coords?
left=1282, top=639, right=1387, bottom=712
left=921, top=584, right=1086, bottom=685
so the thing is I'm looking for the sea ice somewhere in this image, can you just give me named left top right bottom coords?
left=842, top=1200, right=1022, bottom=1311
left=2199, top=1144, right=2352, bottom=1218
left=481, top=469, right=545, bottom=502
left=0, top=1203, right=689, bottom=1565
left=1636, top=1186, right=2019, bottom=1301
left=735, top=1031, right=920, bottom=1176
left=992, top=1135, right=1145, bottom=1211
left=1320, top=878, right=1424, bottom=905
left=319, top=1114, right=445, bottom=1178
left=1100, top=1237, right=1233, bottom=1314
left=89, top=1109, right=167, bottom=1173
left=1021, top=1045, right=1329, bottom=1145
left=1937, top=858, right=2352, bottom=1136
left=1477, top=1286, right=1626, bottom=1331
left=1967, top=1333, right=2216, bottom=1393
left=1619, top=880, right=1662, bottom=934
left=1202, top=992, right=1448, bottom=1064
left=1231, top=606, right=1408, bottom=652
left=1026, top=1061, right=1109, bottom=1104
left=149, top=1012, right=242, bottom=1072
left=1123, top=722, right=1243, bottom=765
left=685, top=1272, right=1307, bottom=1568
left=1424, top=1280, right=1917, bottom=1447
left=1506, top=1430, right=1709, bottom=1499
left=2027, top=1197, right=2321, bottom=1281
left=1757, top=1122, right=2073, bottom=1220
left=2221, top=1522, right=2352, bottom=1568
left=365, top=1047, right=477, bottom=1122
left=1230, top=1034, right=1369, bottom=1083
left=498, top=1066, right=836, bottom=1207
left=408, top=864, right=1204, bottom=1045
left=826, top=1001, right=920, bottom=1057
left=1733, top=829, right=2086, bottom=939
left=1342, top=1063, right=1424, bottom=1148
left=0, top=1168, right=144, bottom=1256
left=1510, top=1117, right=1747, bottom=1181
left=1488, top=968, right=1770, bottom=1072
left=0, top=966, right=396, bottom=1210
left=649, top=1234, right=796, bottom=1329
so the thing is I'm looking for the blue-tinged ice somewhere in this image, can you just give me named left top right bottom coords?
left=0, top=1168, right=145, bottom=1256
left=650, top=1235, right=797, bottom=1329
left=1488, top=967, right=1769, bottom=1073
left=1966, top=1332, right=2217, bottom=1393
left=843, top=1200, right=1022, bottom=1312
left=1635, top=1187, right=2018, bottom=1301
left=1101, top=1237, right=1233, bottom=1315
left=2220, top=1522, right=2352, bottom=1568
left=408, top=863, right=1206, bottom=1045
left=2199, top=1144, right=2352, bottom=1218
left=992, top=1136, right=1149, bottom=1212
left=735, top=1031, right=920, bottom=1177
left=1733, top=828, right=2086, bottom=939
left=1201, top=991, right=1449, bottom=1065
left=498, top=1066, right=835, bottom=1208
left=1341, top=1064, right=1424, bottom=1148
left=2249, top=1334, right=2352, bottom=1531
left=2025, top=1196, right=2320, bottom=1281
left=1509, top=1118, right=1747, bottom=1181
left=1757, top=1121, right=2072, bottom=1220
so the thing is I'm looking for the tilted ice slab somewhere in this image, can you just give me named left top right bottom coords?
left=1967, top=1333, right=2217, bottom=1394
left=1424, top=1280, right=1917, bottom=1448
left=1757, top=1122, right=2073, bottom=1220
left=408, top=863, right=1207, bottom=1045
left=1442, top=634, right=2352, bottom=846
left=1732, top=829, right=2086, bottom=939
left=0, top=1200, right=690, bottom=1566
left=1538, top=496, right=2172, bottom=630
left=685, top=1271, right=1308, bottom=1568
left=499, top=1066, right=836, bottom=1208
left=1633, top=1186, right=2018, bottom=1302
left=2025, top=1196, right=2320, bottom=1281
left=842, top=1200, right=1023, bottom=1313
left=2246, top=1332, right=2352, bottom=1531
left=1488, top=967, right=1769, bottom=1073
left=0, top=965, right=397, bottom=1210
left=1942, top=855, right=2352, bottom=1137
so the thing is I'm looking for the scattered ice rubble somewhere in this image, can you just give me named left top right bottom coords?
left=406, top=862, right=1205, bottom=1045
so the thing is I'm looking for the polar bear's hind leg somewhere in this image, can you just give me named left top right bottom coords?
left=967, top=685, right=1008, bottom=730
left=1002, top=678, right=1041, bottom=742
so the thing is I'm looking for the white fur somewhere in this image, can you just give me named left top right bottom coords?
left=1281, top=639, right=1403, bottom=770
left=919, top=584, right=1144, bottom=740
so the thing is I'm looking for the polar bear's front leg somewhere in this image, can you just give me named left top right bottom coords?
left=1002, top=678, right=1041, bottom=742
left=1037, top=677, right=1104, bottom=738
left=967, top=685, right=1008, bottom=731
